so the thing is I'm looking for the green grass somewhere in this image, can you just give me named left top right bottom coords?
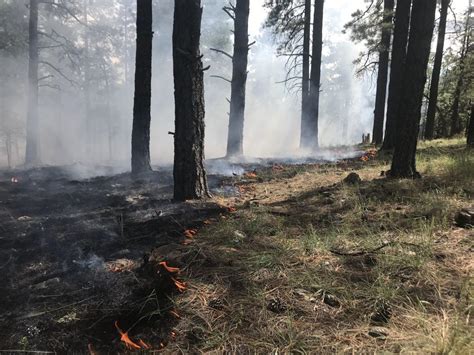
left=169, top=138, right=473, bottom=353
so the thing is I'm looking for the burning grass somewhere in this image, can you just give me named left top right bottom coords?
left=164, top=139, right=473, bottom=353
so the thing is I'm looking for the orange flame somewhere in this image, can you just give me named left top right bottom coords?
left=88, top=343, right=97, bottom=355
left=159, top=261, right=180, bottom=273
left=171, top=277, right=187, bottom=292
left=244, top=172, right=258, bottom=179
left=184, top=229, right=197, bottom=238
left=114, top=321, right=142, bottom=350
left=227, top=207, right=237, bottom=213
left=138, top=339, right=151, bottom=349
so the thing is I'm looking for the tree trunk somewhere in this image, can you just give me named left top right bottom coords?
left=372, top=0, right=394, bottom=145
left=302, top=0, right=324, bottom=151
left=299, top=0, right=311, bottom=150
left=467, top=103, right=474, bottom=146
left=382, top=0, right=412, bottom=150
left=173, top=0, right=210, bottom=201
left=83, top=0, right=93, bottom=156
left=6, top=134, right=12, bottom=169
left=131, top=0, right=153, bottom=175
left=226, top=0, right=250, bottom=157
left=25, top=0, right=40, bottom=166
left=390, top=0, right=436, bottom=178
left=450, top=15, right=471, bottom=137
left=425, top=0, right=449, bottom=140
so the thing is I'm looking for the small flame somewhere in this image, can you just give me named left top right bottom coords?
left=159, top=261, right=180, bottom=273
left=244, top=171, right=258, bottom=179
left=138, top=339, right=151, bottom=349
left=184, top=229, right=197, bottom=238
left=114, top=321, right=142, bottom=350
left=11, top=177, right=19, bottom=183
left=88, top=343, right=97, bottom=355
left=171, top=277, right=187, bottom=292
left=227, top=207, right=237, bottom=213
left=203, top=219, right=212, bottom=225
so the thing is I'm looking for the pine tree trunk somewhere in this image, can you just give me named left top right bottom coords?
left=390, top=0, right=437, bottom=178
left=226, top=0, right=250, bottom=157
left=382, top=0, right=412, bottom=150
left=449, top=76, right=463, bottom=136
left=372, top=0, right=394, bottom=145
left=25, top=0, right=40, bottom=166
left=173, top=0, right=209, bottom=201
left=83, top=0, right=93, bottom=156
left=450, top=15, right=471, bottom=137
left=299, top=0, right=311, bottom=150
left=303, top=0, right=324, bottom=151
left=131, top=0, right=153, bottom=175
left=425, top=0, right=449, bottom=140
left=467, top=103, right=474, bottom=146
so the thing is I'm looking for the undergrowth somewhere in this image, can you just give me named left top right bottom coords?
left=168, top=139, right=473, bottom=353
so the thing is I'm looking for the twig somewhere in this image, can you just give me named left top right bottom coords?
left=330, top=241, right=391, bottom=256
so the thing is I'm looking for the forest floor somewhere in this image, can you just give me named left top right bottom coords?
left=166, top=138, right=473, bottom=354
left=0, top=138, right=472, bottom=353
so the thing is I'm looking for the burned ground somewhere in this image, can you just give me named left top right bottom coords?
left=0, top=141, right=472, bottom=353
left=0, top=166, right=228, bottom=352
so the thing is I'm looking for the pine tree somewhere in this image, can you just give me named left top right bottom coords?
left=173, top=0, right=210, bottom=200
left=425, top=0, right=450, bottom=140
left=390, top=0, right=437, bottom=178
left=131, top=0, right=153, bottom=175
left=382, top=0, right=411, bottom=151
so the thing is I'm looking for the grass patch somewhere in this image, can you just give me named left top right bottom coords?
left=168, top=139, right=473, bottom=353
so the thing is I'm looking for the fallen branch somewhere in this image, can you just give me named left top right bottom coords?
left=330, top=241, right=423, bottom=256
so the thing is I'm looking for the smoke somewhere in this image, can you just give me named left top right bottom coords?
left=0, top=0, right=467, bottom=173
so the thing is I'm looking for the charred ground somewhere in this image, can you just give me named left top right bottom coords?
left=0, top=140, right=472, bottom=353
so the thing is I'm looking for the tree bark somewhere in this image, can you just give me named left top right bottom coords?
left=450, top=15, right=471, bottom=137
left=226, top=0, right=250, bottom=157
left=302, top=0, right=324, bottom=151
left=173, top=0, right=209, bottom=201
left=425, top=0, right=449, bottom=140
left=25, top=0, right=40, bottom=166
left=382, top=0, right=412, bottom=150
left=83, top=0, right=93, bottom=156
left=467, top=103, right=474, bottom=146
left=131, top=0, right=153, bottom=175
left=390, top=0, right=436, bottom=178
left=299, top=0, right=311, bottom=150
left=372, top=0, right=394, bottom=145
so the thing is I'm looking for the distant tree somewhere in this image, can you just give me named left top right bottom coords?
left=302, top=0, right=324, bottom=150
left=300, top=0, right=311, bottom=149
left=468, top=102, right=474, bottom=146
left=131, top=0, right=153, bottom=175
left=173, top=0, right=210, bottom=200
left=390, top=0, right=437, bottom=178
left=382, top=0, right=411, bottom=151
left=424, top=0, right=450, bottom=140
left=25, top=0, right=40, bottom=166
left=372, top=0, right=394, bottom=145
left=265, top=0, right=320, bottom=149
left=225, top=0, right=251, bottom=157
left=449, top=12, right=472, bottom=136
left=344, top=1, right=384, bottom=76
